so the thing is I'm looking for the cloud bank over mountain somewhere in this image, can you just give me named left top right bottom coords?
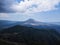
left=0, top=0, right=60, bottom=13
left=0, top=0, right=60, bottom=22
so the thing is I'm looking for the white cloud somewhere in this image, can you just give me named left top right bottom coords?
left=0, top=13, right=9, bottom=18
left=9, top=0, right=60, bottom=13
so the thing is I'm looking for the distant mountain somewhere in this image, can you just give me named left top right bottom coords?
left=0, top=25, right=60, bottom=45
left=0, top=19, right=60, bottom=33
left=49, top=22, right=60, bottom=25
left=19, top=19, right=60, bottom=33
left=21, top=19, right=42, bottom=26
left=0, top=20, right=17, bottom=30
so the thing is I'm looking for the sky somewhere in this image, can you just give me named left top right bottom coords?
left=0, top=0, right=60, bottom=22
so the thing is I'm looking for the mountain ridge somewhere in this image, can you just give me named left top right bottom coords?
left=0, top=19, right=60, bottom=33
left=0, top=25, right=60, bottom=45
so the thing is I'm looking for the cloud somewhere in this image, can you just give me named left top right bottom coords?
left=0, top=0, right=17, bottom=13
left=0, top=0, right=60, bottom=13
left=0, top=13, right=9, bottom=18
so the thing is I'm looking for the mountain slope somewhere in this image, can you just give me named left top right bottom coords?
left=19, top=19, right=60, bottom=33
left=0, top=20, right=17, bottom=30
left=0, top=25, right=60, bottom=45
left=0, top=19, right=60, bottom=33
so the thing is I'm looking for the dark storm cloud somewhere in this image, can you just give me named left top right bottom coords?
left=0, top=0, right=17, bottom=13
left=0, top=0, right=25, bottom=13
left=0, top=0, right=60, bottom=13
left=0, top=0, right=6, bottom=13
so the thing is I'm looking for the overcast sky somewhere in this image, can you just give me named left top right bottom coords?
left=0, top=0, right=60, bottom=22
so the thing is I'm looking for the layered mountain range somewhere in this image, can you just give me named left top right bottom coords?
left=0, top=19, right=60, bottom=45
left=0, top=19, right=60, bottom=33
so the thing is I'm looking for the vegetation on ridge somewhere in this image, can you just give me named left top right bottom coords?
left=0, top=25, right=60, bottom=45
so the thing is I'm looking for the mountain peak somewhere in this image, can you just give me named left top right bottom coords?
left=25, top=19, right=36, bottom=23
left=23, top=18, right=41, bottom=26
left=27, top=18, right=35, bottom=21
